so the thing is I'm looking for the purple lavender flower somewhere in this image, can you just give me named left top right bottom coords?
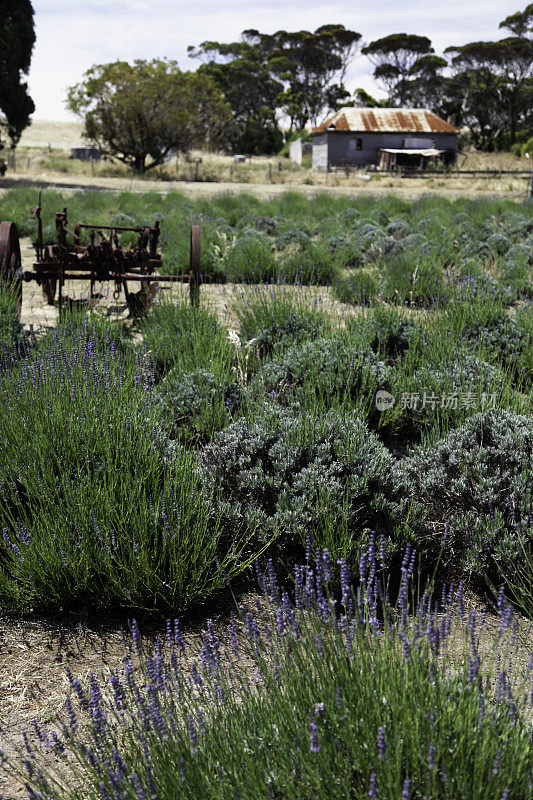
left=32, top=719, right=45, bottom=743
left=22, top=732, right=34, bottom=758
left=188, top=715, right=198, bottom=755
left=359, top=546, right=368, bottom=582
left=428, top=741, right=436, bottom=771
left=254, top=560, right=269, bottom=594
left=379, top=535, right=386, bottom=569
left=309, top=721, right=321, bottom=753
left=173, top=619, right=185, bottom=653
left=338, top=558, right=352, bottom=615
left=89, top=672, right=107, bottom=742
left=377, top=726, right=386, bottom=762
left=402, top=777, right=411, bottom=799
left=322, top=549, right=333, bottom=582
left=368, top=771, right=378, bottom=798
left=246, top=612, right=261, bottom=645
left=132, top=771, right=147, bottom=800
left=130, top=619, right=142, bottom=658
left=276, top=606, right=286, bottom=637
left=467, top=653, right=481, bottom=684
left=267, top=558, right=280, bottom=600
left=64, top=695, right=78, bottom=732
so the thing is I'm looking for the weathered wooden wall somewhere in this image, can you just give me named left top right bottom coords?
left=312, top=132, right=457, bottom=170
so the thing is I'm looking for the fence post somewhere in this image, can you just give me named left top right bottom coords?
left=189, top=225, right=201, bottom=307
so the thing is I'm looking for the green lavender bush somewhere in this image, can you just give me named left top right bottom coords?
left=0, top=317, right=263, bottom=613
left=401, top=410, right=533, bottom=591
left=197, top=408, right=416, bottom=565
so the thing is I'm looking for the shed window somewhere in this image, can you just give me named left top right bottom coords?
left=348, top=137, right=363, bottom=153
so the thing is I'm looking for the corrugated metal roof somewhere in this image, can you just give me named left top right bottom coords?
left=313, top=108, right=458, bottom=134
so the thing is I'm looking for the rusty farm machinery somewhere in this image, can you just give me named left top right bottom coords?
left=0, top=198, right=201, bottom=320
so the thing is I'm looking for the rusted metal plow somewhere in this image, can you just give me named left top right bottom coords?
left=0, top=199, right=201, bottom=320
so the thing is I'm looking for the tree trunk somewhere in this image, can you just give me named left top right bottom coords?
left=134, top=155, right=145, bottom=173
left=509, top=96, right=517, bottom=146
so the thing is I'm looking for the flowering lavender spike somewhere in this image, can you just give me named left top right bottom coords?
left=188, top=715, right=198, bottom=755
left=428, top=741, right=436, bottom=771
left=402, top=777, right=411, bottom=799
left=64, top=696, right=78, bottom=733
left=377, top=726, right=386, bottom=762
left=379, top=535, right=386, bottom=569
left=132, top=772, right=147, bottom=800
left=368, top=771, right=378, bottom=798
left=309, top=721, right=321, bottom=753
left=173, top=619, right=185, bottom=653
left=130, top=619, right=142, bottom=658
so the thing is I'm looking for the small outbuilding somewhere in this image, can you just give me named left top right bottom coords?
left=69, top=146, right=101, bottom=161
left=311, top=108, right=458, bottom=171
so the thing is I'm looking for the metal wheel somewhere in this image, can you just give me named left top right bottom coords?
left=189, top=224, right=200, bottom=307
left=0, top=221, right=23, bottom=320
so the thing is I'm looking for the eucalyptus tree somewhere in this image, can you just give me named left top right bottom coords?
left=188, top=24, right=361, bottom=150
left=361, top=34, right=434, bottom=106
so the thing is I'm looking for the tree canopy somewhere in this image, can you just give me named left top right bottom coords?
left=188, top=25, right=361, bottom=152
left=0, top=0, right=35, bottom=150
left=67, top=59, right=232, bottom=173
left=446, top=32, right=533, bottom=147
left=59, top=2, right=533, bottom=158
left=361, top=34, right=434, bottom=106
left=499, top=3, right=533, bottom=37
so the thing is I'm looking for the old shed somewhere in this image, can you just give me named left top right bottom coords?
left=311, top=108, right=458, bottom=171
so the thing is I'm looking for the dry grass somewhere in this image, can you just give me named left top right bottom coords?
left=6, top=119, right=532, bottom=199
left=17, top=120, right=86, bottom=150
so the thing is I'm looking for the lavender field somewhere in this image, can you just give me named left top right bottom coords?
left=0, top=188, right=531, bottom=799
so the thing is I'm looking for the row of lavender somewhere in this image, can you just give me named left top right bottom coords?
left=0, top=190, right=531, bottom=798
left=4, top=546, right=532, bottom=798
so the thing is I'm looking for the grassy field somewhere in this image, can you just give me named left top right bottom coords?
left=0, top=188, right=531, bottom=798
left=7, top=119, right=533, bottom=198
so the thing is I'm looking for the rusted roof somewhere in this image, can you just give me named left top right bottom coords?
left=313, top=108, right=458, bottom=134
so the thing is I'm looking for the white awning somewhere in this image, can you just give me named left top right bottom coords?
left=378, top=148, right=444, bottom=156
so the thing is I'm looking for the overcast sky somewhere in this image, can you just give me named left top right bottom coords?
left=29, top=0, right=521, bottom=121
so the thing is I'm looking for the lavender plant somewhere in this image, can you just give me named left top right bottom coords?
left=400, top=410, right=533, bottom=592
left=0, top=317, right=264, bottom=613
left=6, top=547, right=531, bottom=800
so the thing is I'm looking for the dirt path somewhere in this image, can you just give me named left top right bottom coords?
left=2, top=172, right=529, bottom=202
left=18, top=236, right=366, bottom=334
left=0, top=592, right=263, bottom=797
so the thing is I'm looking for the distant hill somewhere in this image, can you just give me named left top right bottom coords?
left=18, top=120, right=86, bottom=150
